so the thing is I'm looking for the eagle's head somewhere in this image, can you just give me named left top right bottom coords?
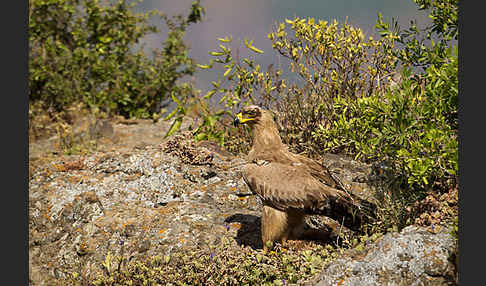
left=233, top=105, right=284, bottom=153
left=233, top=105, right=264, bottom=126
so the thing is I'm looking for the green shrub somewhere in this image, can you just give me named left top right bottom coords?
left=170, top=19, right=397, bottom=155
left=311, top=0, right=457, bottom=230
left=318, top=0, right=458, bottom=192
left=314, top=49, right=457, bottom=191
left=168, top=0, right=458, bottom=231
left=376, top=0, right=458, bottom=69
left=268, top=18, right=397, bottom=156
left=182, top=0, right=458, bottom=193
left=164, top=35, right=280, bottom=150
left=29, top=0, right=203, bottom=119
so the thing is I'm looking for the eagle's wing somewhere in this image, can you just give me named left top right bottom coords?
left=250, top=150, right=342, bottom=190
left=292, top=153, right=342, bottom=190
left=242, top=162, right=364, bottom=230
left=293, top=153, right=376, bottom=215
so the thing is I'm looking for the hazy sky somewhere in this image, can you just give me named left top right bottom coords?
left=134, top=0, right=431, bottom=95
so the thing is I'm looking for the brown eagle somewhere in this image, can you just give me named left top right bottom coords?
left=233, top=105, right=369, bottom=251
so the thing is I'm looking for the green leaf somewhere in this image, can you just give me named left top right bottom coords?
left=209, top=51, right=224, bottom=56
left=211, top=81, right=221, bottom=88
left=203, top=89, right=216, bottom=99
left=164, top=117, right=183, bottom=138
left=194, top=132, right=207, bottom=141
left=207, top=115, right=217, bottom=127
left=248, top=44, right=264, bottom=54
left=163, top=108, right=178, bottom=121
left=223, top=67, right=232, bottom=77
left=171, top=92, right=181, bottom=105
left=219, top=44, right=229, bottom=53
left=197, top=63, right=211, bottom=69
left=217, top=35, right=232, bottom=43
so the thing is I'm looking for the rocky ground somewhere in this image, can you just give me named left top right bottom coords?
left=310, top=225, right=457, bottom=286
left=29, top=116, right=458, bottom=285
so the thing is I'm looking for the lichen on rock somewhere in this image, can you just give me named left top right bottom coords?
left=29, top=118, right=458, bottom=285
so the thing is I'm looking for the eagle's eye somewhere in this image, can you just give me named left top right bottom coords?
left=247, top=110, right=256, bottom=116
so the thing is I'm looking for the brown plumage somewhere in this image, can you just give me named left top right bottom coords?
left=234, top=105, right=367, bottom=251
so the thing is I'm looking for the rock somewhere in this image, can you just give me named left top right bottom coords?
left=201, top=169, right=217, bottom=180
left=30, top=116, right=434, bottom=285
left=29, top=127, right=258, bottom=284
left=310, top=225, right=458, bottom=286
left=138, top=240, right=151, bottom=253
left=89, top=119, right=114, bottom=139
left=197, top=140, right=235, bottom=158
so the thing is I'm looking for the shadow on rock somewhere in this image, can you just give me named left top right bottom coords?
left=224, top=214, right=263, bottom=250
left=224, top=214, right=339, bottom=251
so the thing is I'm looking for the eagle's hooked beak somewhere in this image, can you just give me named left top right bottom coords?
left=233, top=112, right=254, bottom=126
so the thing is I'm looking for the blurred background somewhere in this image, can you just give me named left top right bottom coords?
left=135, top=0, right=431, bottom=94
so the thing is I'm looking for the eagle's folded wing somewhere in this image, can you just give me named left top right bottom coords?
left=292, top=153, right=341, bottom=189
left=242, top=162, right=364, bottom=230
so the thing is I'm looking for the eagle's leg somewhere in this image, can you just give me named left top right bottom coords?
left=262, top=205, right=288, bottom=252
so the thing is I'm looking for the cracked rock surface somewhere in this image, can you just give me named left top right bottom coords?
left=310, top=225, right=457, bottom=286
left=29, top=117, right=457, bottom=285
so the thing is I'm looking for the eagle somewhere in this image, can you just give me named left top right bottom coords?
left=233, top=105, right=369, bottom=251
